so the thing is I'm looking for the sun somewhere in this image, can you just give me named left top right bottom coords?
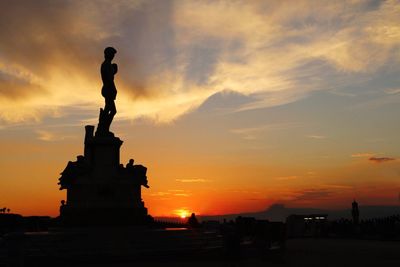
left=175, top=209, right=189, bottom=219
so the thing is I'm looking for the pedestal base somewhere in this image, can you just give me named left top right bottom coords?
left=61, top=206, right=152, bottom=226
left=58, top=125, right=151, bottom=227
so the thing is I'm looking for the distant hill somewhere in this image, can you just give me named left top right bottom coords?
left=198, top=204, right=400, bottom=222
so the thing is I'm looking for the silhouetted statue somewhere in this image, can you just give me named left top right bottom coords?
left=126, top=159, right=134, bottom=170
left=126, top=159, right=149, bottom=188
left=352, top=199, right=360, bottom=225
left=57, top=48, right=152, bottom=225
left=58, top=155, right=89, bottom=190
left=97, top=47, right=118, bottom=136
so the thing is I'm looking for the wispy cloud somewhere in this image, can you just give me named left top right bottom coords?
left=231, top=122, right=302, bottom=140
left=307, top=135, right=327, bottom=139
left=168, top=189, right=192, bottom=197
left=351, top=152, right=375, bottom=158
left=35, top=129, right=74, bottom=141
left=151, top=189, right=192, bottom=197
left=274, top=176, right=299, bottom=181
left=36, top=130, right=56, bottom=142
left=320, top=184, right=353, bottom=189
left=173, top=193, right=191, bottom=197
left=384, top=88, right=400, bottom=95
left=369, top=156, right=396, bottom=163
left=1, top=1, right=400, bottom=123
left=175, top=179, right=211, bottom=183
left=150, top=192, right=171, bottom=197
left=293, top=189, right=333, bottom=201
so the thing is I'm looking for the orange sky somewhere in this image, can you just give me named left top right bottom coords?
left=0, top=0, right=400, bottom=217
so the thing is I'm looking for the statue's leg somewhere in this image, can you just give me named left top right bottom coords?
left=96, top=108, right=109, bottom=135
left=106, top=99, right=116, bottom=126
left=109, top=100, right=116, bottom=117
left=104, top=98, right=110, bottom=115
left=105, top=98, right=116, bottom=132
left=96, top=98, right=116, bottom=135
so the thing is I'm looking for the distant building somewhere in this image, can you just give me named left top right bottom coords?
left=286, top=214, right=328, bottom=237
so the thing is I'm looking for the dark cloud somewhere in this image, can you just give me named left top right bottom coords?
left=184, top=40, right=221, bottom=85
left=369, top=157, right=395, bottom=163
left=114, top=0, right=179, bottom=99
left=0, top=0, right=100, bottom=100
left=0, top=1, right=92, bottom=71
left=0, top=0, right=179, bottom=100
left=0, top=0, right=239, bottom=102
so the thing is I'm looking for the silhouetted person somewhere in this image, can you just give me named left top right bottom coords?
left=188, top=213, right=200, bottom=228
left=101, top=47, right=118, bottom=120
left=352, top=199, right=360, bottom=225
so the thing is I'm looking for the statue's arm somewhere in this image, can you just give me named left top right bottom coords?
left=112, top=63, right=118, bottom=74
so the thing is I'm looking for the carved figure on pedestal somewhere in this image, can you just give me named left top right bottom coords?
left=125, top=159, right=149, bottom=188
left=58, top=155, right=89, bottom=190
left=97, top=46, right=118, bottom=136
left=58, top=47, right=152, bottom=226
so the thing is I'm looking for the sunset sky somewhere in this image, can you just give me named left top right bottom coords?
left=0, top=0, right=400, bottom=217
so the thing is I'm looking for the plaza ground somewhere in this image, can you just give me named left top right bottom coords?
left=71, top=238, right=400, bottom=267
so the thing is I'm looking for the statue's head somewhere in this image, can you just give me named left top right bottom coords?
left=104, top=47, right=117, bottom=60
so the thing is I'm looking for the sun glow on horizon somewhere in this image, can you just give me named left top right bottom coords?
left=174, top=209, right=190, bottom=219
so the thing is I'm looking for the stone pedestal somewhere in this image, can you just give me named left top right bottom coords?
left=58, top=125, right=151, bottom=226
